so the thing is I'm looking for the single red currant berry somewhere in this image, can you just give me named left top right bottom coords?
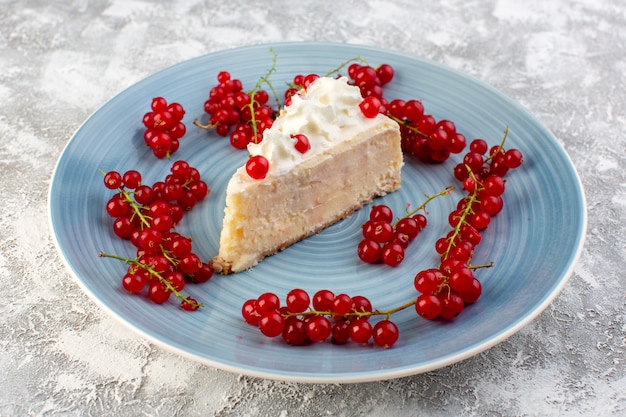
left=242, top=299, right=261, bottom=325
left=369, top=221, right=394, bottom=244
left=331, top=320, right=350, bottom=344
left=469, top=138, right=489, bottom=155
left=470, top=210, right=491, bottom=231
left=106, top=194, right=131, bottom=218
left=376, top=64, right=394, bottom=85
left=112, top=217, right=135, bottom=239
left=259, top=311, right=285, bottom=338
left=103, top=171, right=123, bottom=189
left=403, top=100, right=424, bottom=121
left=414, top=269, right=445, bottom=294
left=286, top=288, right=310, bottom=313
left=448, top=266, right=475, bottom=294
left=357, top=239, right=382, bottom=264
left=170, top=160, right=191, bottom=180
left=369, top=204, right=393, bottom=223
left=282, top=316, right=307, bottom=345
left=148, top=282, right=170, bottom=304
left=382, top=242, right=405, bottom=267
left=332, top=294, right=353, bottom=317
left=415, top=294, right=442, bottom=320
left=349, top=319, right=373, bottom=344
left=373, top=320, right=399, bottom=348
left=359, top=96, right=382, bottom=118
left=483, top=175, right=506, bottom=196
left=292, top=134, right=310, bottom=154
left=480, top=195, right=504, bottom=216
left=255, top=292, right=280, bottom=315
left=178, top=253, right=202, bottom=274
left=165, top=271, right=185, bottom=292
left=413, top=213, right=427, bottom=231
left=180, top=297, right=200, bottom=311
left=305, top=315, right=332, bottom=342
left=151, top=96, right=168, bottom=112
left=448, top=133, right=467, bottom=154
left=504, top=148, right=524, bottom=168
left=351, top=295, right=372, bottom=316
left=312, top=289, right=334, bottom=311
left=122, top=273, right=144, bottom=293
left=246, top=155, right=269, bottom=179
left=440, top=293, right=465, bottom=319
left=191, top=262, right=213, bottom=283
left=458, top=278, right=482, bottom=304
left=396, top=217, right=419, bottom=241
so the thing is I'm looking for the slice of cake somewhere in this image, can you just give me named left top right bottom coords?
left=211, top=76, right=403, bottom=274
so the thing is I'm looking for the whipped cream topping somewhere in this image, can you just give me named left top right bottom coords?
left=247, top=76, right=389, bottom=176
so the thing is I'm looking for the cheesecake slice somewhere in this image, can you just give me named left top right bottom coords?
left=211, top=76, right=403, bottom=274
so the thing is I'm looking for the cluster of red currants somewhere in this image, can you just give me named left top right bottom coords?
left=242, top=289, right=400, bottom=348
left=413, top=131, right=524, bottom=320
left=357, top=205, right=428, bottom=267
left=390, top=101, right=466, bottom=163
left=198, top=71, right=276, bottom=150
left=101, top=160, right=212, bottom=310
left=142, top=97, right=187, bottom=158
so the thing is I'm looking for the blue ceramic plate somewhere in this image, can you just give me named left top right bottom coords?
left=49, top=42, right=586, bottom=383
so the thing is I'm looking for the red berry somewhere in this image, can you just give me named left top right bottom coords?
left=282, top=316, right=307, bottom=345
left=373, top=320, right=399, bottom=348
left=103, top=171, right=123, bottom=189
left=369, top=204, right=393, bottom=223
left=181, top=297, right=200, bottom=311
left=305, top=315, right=331, bottom=342
left=286, top=288, right=310, bottom=313
left=382, top=242, right=405, bottom=267
left=148, top=282, right=170, bottom=304
left=415, top=294, right=442, bottom=320
left=332, top=294, right=353, bottom=316
left=440, top=293, right=465, bottom=319
left=256, top=292, right=280, bottom=315
left=504, top=148, right=524, bottom=168
left=312, top=289, right=334, bottom=311
left=246, top=155, right=269, bottom=180
left=357, top=239, right=382, bottom=264
left=357, top=239, right=383, bottom=264
left=359, top=96, right=382, bottom=118
left=349, top=319, right=373, bottom=344
left=292, top=134, right=310, bottom=154
left=376, top=64, right=394, bottom=85
left=259, top=311, right=285, bottom=337
left=242, top=299, right=261, bottom=325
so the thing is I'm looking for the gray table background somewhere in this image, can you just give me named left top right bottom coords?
left=1, top=0, right=624, bottom=416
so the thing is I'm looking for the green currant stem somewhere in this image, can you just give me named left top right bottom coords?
left=387, top=114, right=429, bottom=137
left=120, top=188, right=151, bottom=228
left=469, top=261, right=494, bottom=270
left=394, top=185, right=454, bottom=227
left=323, top=56, right=369, bottom=78
left=100, top=169, right=151, bottom=228
left=245, top=49, right=280, bottom=143
left=284, top=298, right=416, bottom=322
left=484, top=126, right=510, bottom=163
left=99, top=251, right=204, bottom=309
left=192, top=119, right=216, bottom=130
left=442, top=170, right=481, bottom=261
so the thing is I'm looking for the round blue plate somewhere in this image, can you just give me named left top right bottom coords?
left=48, top=42, right=586, bottom=383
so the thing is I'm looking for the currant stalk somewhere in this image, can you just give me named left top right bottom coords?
left=99, top=251, right=203, bottom=309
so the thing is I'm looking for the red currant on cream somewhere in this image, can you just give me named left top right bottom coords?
left=292, top=134, right=310, bottom=154
left=246, top=155, right=269, bottom=179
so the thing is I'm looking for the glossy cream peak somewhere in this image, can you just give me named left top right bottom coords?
left=247, top=76, right=390, bottom=175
